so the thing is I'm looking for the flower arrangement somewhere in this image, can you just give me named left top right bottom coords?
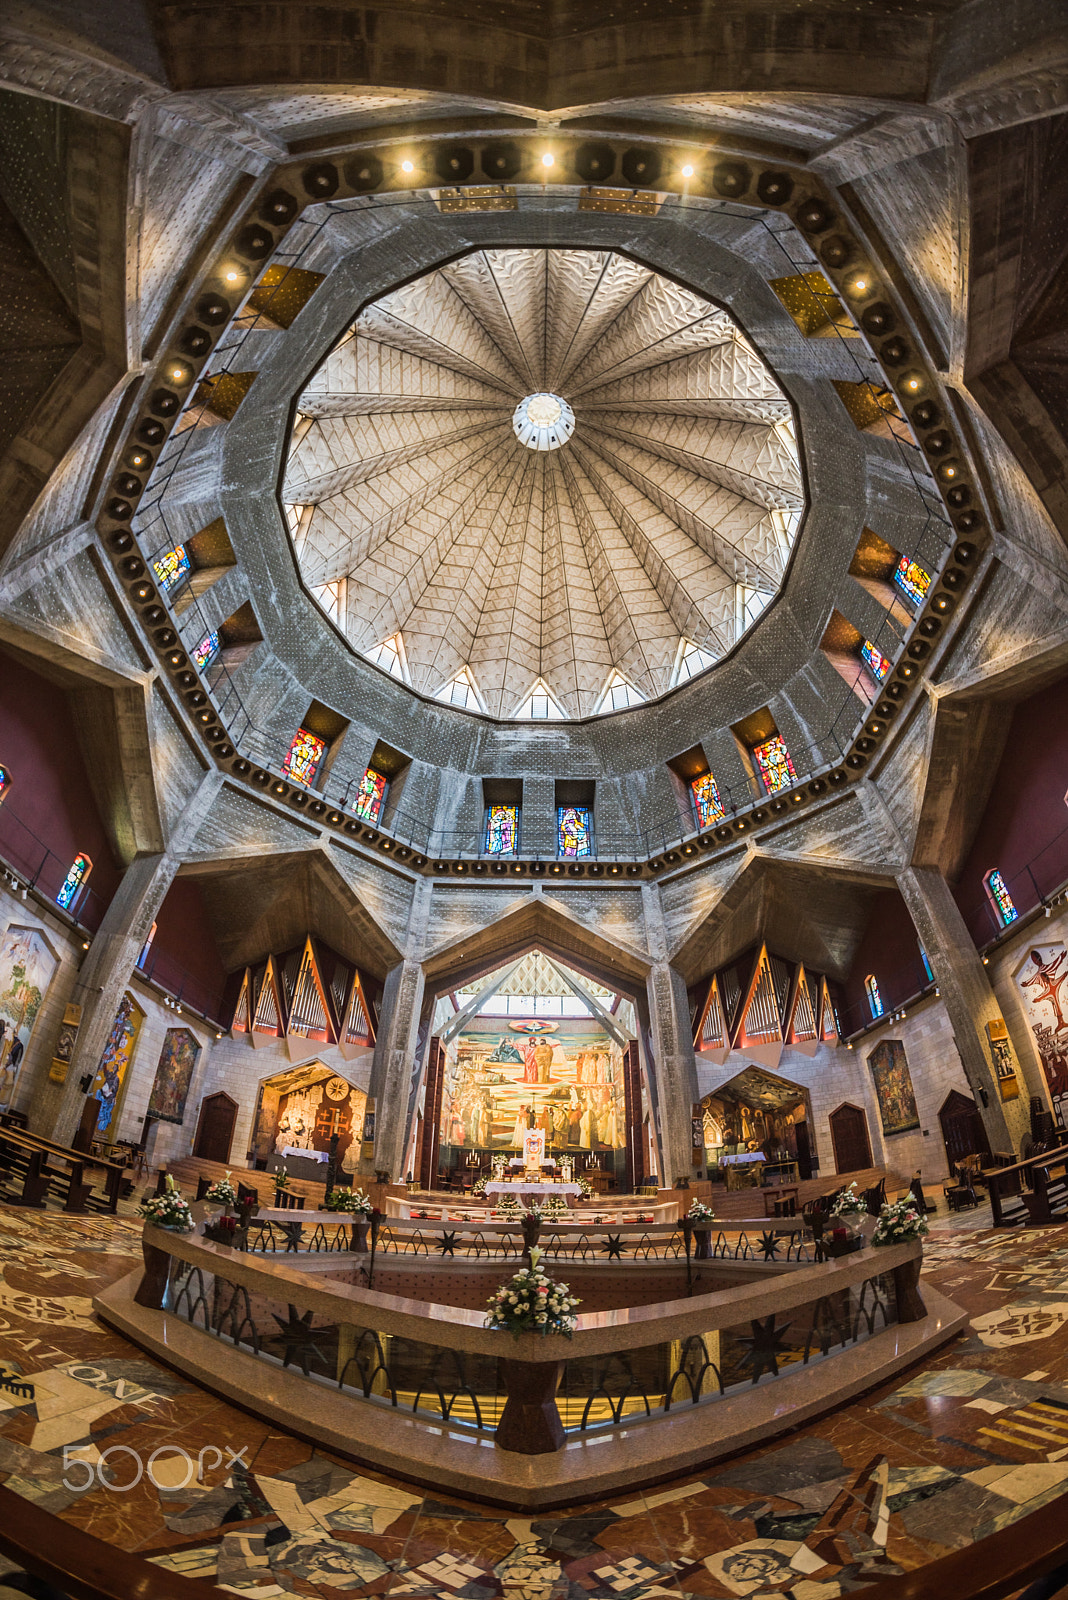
left=324, top=1187, right=372, bottom=1215
left=203, top=1172, right=237, bottom=1206
left=273, top=1167, right=290, bottom=1191
left=472, top=1174, right=488, bottom=1195
left=485, top=1247, right=579, bottom=1338
left=576, top=1177, right=592, bottom=1199
left=872, top=1197, right=930, bottom=1246
left=538, top=1194, right=569, bottom=1220
left=495, top=1193, right=523, bottom=1219
left=686, top=1200, right=716, bottom=1221
left=140, top=1175, right=194, bottom=1232
left=830, top=1182, right=867, bottom=1218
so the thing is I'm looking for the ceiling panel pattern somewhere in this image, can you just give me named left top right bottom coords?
left=283, top=247, right=803, bottom=718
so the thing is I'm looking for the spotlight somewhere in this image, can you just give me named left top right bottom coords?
left=982, top=955, right=989, bottom=964
left=541, top=152, right=554, bottom=168
left=401, top=159, right=414, bottom=174
left=1046, top=904, right=1053, bottom=918
left=216, top=1031, right=223, bottom=1040
left=82, top=940, right=90, bottom=951
left=225, top=270, right=240, bottom=283
left=681, top=164, right=694, bottom=178
left=853, top=278, right=868, bottom=292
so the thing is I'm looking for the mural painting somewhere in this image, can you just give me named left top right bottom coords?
left=697, top=1066, right=808, bottom=1171
left=0, top=925, right=58, bottom=1108
left=146, top=1028, right=201, bottom=1125
left=254, top=1071, right=367, bottom=1175
left=88, top=992, right=144, bottom=1138
left=868, top=1038, right=920, bottom=1137
left=1015, top=944, right=1068, bottom=1120
left=439, top=1022, right=626, bottom=1150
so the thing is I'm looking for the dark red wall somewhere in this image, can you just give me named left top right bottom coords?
left=0, top=650, right=121, bottom=922
left=953, top=676, right=1068, bottom=942
left=143, top=878, right=228, bottom=1022
left=840, top=888, right=930, bottom=1035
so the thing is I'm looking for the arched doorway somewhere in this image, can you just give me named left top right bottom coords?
left=193, top=1092, right=238, bottom=1163
left=828, top=1103, right=873, bottom=1175
left=939, top=1089, right=991, bottom=1176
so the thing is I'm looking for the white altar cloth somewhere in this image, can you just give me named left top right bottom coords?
left=484, top=1181, right=581, bottom=1199
left=720, top=1152, right=765, bottom=1166
left=279, top=1146, right=329, bottom=1163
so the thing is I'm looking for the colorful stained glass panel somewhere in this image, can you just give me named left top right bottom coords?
left=986, top=868, right=1018, bottom=926
left=0, top=764, right=10, bottom=805
left=860, top=639, right=891, bottom=681
left=193, top=631, right=219, bottom=670
left=282, top=727, right=326, bottom=785
left=865, top=974, right=884, bottom=1019
left=893, top=555, right=931, bottom=607
left=56, top=853, right=91, bottom=911
left=691, top=771, right=725, bottom=827
left=557, top=806, right=592, bottom=858
left=354, top=767, right=387, bottom=823
left=152, top=546, right=191, bottom=593
left=919, top=947, right=933, bottom=982
left=752, top=734, right=796, bottom=794
left=485, top=804, right=518, bottom=854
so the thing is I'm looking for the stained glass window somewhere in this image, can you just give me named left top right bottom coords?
left=557, top=806, right=593, bottom=858
left=354, top=766, right=388, bottom=823
left=282, top=727, right=326, bottom=785
left=919, top=946, right=934, bottom=982
left=152, top=546, right=191, bottom=593
left=860, top=639, right=891, bottom=681
left=986, top=868, right=1018, bottom=926
left=752, top=733, right=796, bottom=794
left=485, top=804, right=519, bottom=855
left=138, top=922, right=157, bottom=969
left=0, top=764, right=10, bottom=805
left=691, top=771, right=725, bottom=827
left=193, top=631, right=219, bottom=671
left=865, top=974, right=883, bottom=1019
left=893, top=555, right=931, bottom=607
left=56, top=853, right=92, bottom=911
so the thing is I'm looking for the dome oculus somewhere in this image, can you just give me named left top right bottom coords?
left=282, top=247, right=804, bottom=719
left=513, top=392, right=574, bottom=451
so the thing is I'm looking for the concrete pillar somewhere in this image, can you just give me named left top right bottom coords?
left=31, top=770, right=223, bottom=1144
left=365, top=957, right=426, bottom=1181
left=897, top=865, right=1030, bottom=1154
left=642, top=884, right=699, bottom=1185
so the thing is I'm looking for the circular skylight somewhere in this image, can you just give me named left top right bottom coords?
left=513, top=392, right=575, bottom=451
left=283, top=247, right=803, bottom=719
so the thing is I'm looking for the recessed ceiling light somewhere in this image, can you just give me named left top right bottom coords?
left=401, top=159, right=414, bottom=173
left=541, top=152, right=554, bottom=168
left=681, top=164, right=694, bottom=178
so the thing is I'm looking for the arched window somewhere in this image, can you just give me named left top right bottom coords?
left=691, top=771, right=725, bottom=828
left=0, top=763, right=11, bottom=805
left=485, top=804, right=518, bottom=855
left=865, top=974, right=883, bottom=1019
left=354, top=766, right=388, bottom=824
left=138, top=921, right=157, bottom=969
left=56, top=853, right=92, bottom=912
left=985, top=868, right=1018, bottom=927
left=919, top=946, right=934, bottom=982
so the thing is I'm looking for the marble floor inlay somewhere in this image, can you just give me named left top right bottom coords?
left=2, top=1207, right=1068, bottom=1596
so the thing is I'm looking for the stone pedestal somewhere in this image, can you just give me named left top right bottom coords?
left=496, top=1357, right=566, bottom=1453
left=133, top=1236, right=171, bottom=1309
left=893, top=1253, right=928, bottom=1323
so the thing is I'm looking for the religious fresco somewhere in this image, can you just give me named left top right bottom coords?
left=440, top=1022, right=626, bottom=1149
left=254, top=1071, right=367, bottom=1173
left=145, top=1028, right=201, bottom=1125
left=867, top=1038, right=920, bottom=1136
left=1014, top=943, right=1068, bottom=1118
left=0, top=925, right=58, bottom=1108
left=697, top=1067, right=807, bottom=1160
left=88, top=992, right=144, bottom=1138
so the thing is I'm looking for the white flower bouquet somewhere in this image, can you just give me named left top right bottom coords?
left=538, top=1194, right=569, bottom=1220
left=473, top=1174, right=488, bottom=1195
left=830, top=1182, right=867, bottom=1218
left=140, top=1175, right=194, bottom=1232
left=872, top=1197, right=930, bottom=1246
left=495, top=1193, right=523, bottom=1219
left=486, top=1247, right=580, bottom=1338
left=203, top=1172, right=237, bottom=1206
left=687, top=1200, right=716, bottom=1221
left=324, top=1187, right=372, bottom=1215
left=576, top=1177, right=592, bottom=1198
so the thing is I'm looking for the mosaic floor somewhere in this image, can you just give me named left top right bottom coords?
left=2, top=1205, right=1068, bottom=1597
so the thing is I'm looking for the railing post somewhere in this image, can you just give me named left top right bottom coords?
left=134, top=1232, right=172, bottom=1309
left=892, top=1246, right=927, bottom=1323
left=496, top=1355, right=565, bottom=1453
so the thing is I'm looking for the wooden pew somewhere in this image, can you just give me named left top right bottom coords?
left=0, top=1125, right=127, bottom=1213
left=984, top=1144, right=1068, bottom=1226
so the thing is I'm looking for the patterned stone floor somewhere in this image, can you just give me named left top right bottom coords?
left=2, top=1203, right=1068, bottom=1597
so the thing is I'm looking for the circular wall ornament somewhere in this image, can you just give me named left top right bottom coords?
left=512, top=392, right=575, bottom=452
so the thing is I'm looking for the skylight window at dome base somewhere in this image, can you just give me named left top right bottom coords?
left=283, top=246, right=805, bottom=720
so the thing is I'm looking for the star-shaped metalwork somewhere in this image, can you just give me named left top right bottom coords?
left=759, top=1230, right=782, bottom=1261
left=736, top=1315, right=794, bottom=1383
left=270, top=1305, right=326, bottom=1375
left=439, top=1231, right=458, bottom=1256
left=602, top=1234, right=623, bottom=1259
left=279, top=1221, right=304, bottom=1253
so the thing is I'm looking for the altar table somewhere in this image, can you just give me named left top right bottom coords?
left=484, top=1181, right=581, bottom=1200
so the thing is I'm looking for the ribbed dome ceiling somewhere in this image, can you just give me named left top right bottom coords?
left=283, top=248, right=804, bottom=719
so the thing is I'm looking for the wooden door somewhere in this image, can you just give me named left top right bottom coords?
left=939, top=1090, right=991, bottom=1175
left=829, top=1103, right=872, bottom=1175
left=194, top=1093, right=237, bottom=1163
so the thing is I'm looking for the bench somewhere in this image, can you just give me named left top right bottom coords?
left=0, top=1126, right=128, bottom=1213
left=985, top=1144, right=1068, bottom=1226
